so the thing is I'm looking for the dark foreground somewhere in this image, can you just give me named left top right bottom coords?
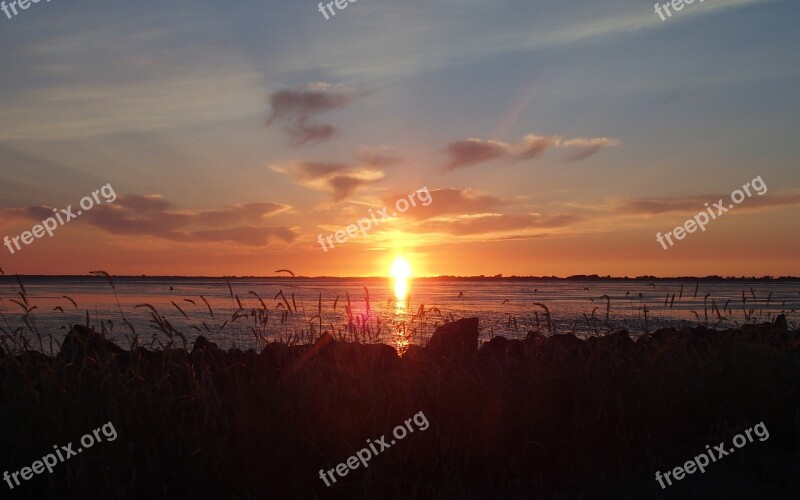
left=1, top=318, right=799, bottom=499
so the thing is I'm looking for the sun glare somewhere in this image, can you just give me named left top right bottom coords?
left=390, top=256, right=412, bottom=300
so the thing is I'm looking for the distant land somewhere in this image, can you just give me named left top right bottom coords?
left=0, top=274, right=798, bottom=281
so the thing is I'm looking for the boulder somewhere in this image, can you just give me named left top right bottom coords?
left=57, top=325, right=126, bottom=366
left=479, top=336, right=524, bottom=360
left=426, top=317, right=479, bottom=358
left=192, top=335, right=219, bottom=353
left=537, top=333, right=583, bottom=358
left=189, top=335, right=226, bottom=368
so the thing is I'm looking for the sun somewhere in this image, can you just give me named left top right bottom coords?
left=390, top=256, right=412, bottom=300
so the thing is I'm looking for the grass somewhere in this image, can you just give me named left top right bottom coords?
left=0, top=274, right=799, bottom=499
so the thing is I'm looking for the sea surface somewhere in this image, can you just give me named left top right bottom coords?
left=1, top=277, right=798, bottom=354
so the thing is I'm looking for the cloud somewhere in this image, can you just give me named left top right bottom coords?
left=289, top=0, right=771, bottom=81
left=382, top=188, right=504, bottom=220
left=615, top=190, right=800, bottom=216
left=270, top=152, right=392, bottom=202
left=2, top=195, right=297, bottom=247
left=442, top=133, right=616, bottom=171
left=417, top=213, right=580, bottom=236
left=266, top=83, right=361, bottom=146
left=513, top=134, right=563, bottom=161
left=443, top=139, right=510, bottom=171
left=561, top=137, right=620, bottom=161
left=353, top=147, right=401, bottom=167
left=327, top=174, right=382, bottom=202
left=372, top=187, right=578, bottom=239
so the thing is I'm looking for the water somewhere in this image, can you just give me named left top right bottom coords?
left=1, top=276, right=798, bottom=354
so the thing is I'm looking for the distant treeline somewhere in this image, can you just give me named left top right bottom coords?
left=0, top=274, right=798, bottom=281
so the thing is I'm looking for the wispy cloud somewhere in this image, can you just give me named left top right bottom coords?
left=270, top=157, right=388, bottom=202
left=384, top=188, right=504, bottom=220
left=561, top=137, right=620, bottom=161
left=2, top=195, right=298, bottom=247
left=615, top=190, right=800, bottom=215
left=443, top=134, right=617, bottom=171
left=298, top=0, right=774, bottom=80
left=417, top=213, right=580, bottom=236
left=266, top=83, right=364, bottom=146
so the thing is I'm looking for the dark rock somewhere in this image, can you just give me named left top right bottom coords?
left=587, top=329, right=632, bottom=351
left=306, top=333, right=399, bottom=372
left=537, top=333, right=583, bottom=358
left=315, top=332, right=336, bottom=349
left=402, top=344, right=430, bottom=364
left=192, top=335, right=219, bottom=353
left=16, top=350, right=51, bottom=367
left=189, top=335, right=226, bottom=368
left=524, top=330, right=546, bottom=356
left=426, top=318, right=479, bottom=358
left=479, top=336, right=524, bottom=359
left=774, top=314, right=788, bottom=335
left=525, top=330, right=545, bottom=344
left=57, top=325, right=126, bottom=366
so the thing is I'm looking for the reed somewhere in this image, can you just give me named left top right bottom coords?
left=0, top=275, right=798, bottom=499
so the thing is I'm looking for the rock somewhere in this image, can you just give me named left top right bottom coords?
left=192, top=335, right=219, bottom=353
left=524, top=330, right=546, bottom=356
left=308, top=333, right=399, bottom=372
left=479, top=336, right=524, bottom=360
left=189, top=335, right=226, bottom=368
left=57, top=325, right=126, bottom=365
left=426, top=317, right=479, bottom=358
left=525, top=330, right=545, bottom=344
left=401, top=344, right=430, bottom=364
left=774, top=314, right=788, bottom=335
left=537, top=333, right=583, bottom=358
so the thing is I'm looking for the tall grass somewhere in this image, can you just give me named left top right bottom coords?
left=0, top=275, right=798, bottom=498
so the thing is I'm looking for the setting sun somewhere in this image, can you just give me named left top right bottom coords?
left=390, top=256, right=412, bottom=300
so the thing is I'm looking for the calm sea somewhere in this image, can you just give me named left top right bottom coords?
left=1, top=277, right=798, bottom=353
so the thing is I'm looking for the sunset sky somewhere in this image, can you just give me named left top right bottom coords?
left=1, top=0, right=798, bottom=277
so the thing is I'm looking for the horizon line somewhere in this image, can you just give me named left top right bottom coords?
left=1, top=274, right=799, bottom=281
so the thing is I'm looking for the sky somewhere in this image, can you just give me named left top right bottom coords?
left=0, top=0, right=798, bottom=277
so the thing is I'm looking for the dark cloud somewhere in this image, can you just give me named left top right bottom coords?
left=353, top=148, right=400, bottom=167
left=442, top=134, right=618, bottom=171
left=266, top=83, right=360, bottom=146
left=189, top=226, right=298, bottom=245
left=328, top=175, right=376, bottom=202
left=443, top=139, right=509, bottom=171
left=561, top=138, right=619, bottom=161
left=270, top=158, right=387, bottom=202
left=616, top=190, right=800, bottom=215
left=2, top=195, right=297, bottom=247
left=515, top=134, right=561, bottom=160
